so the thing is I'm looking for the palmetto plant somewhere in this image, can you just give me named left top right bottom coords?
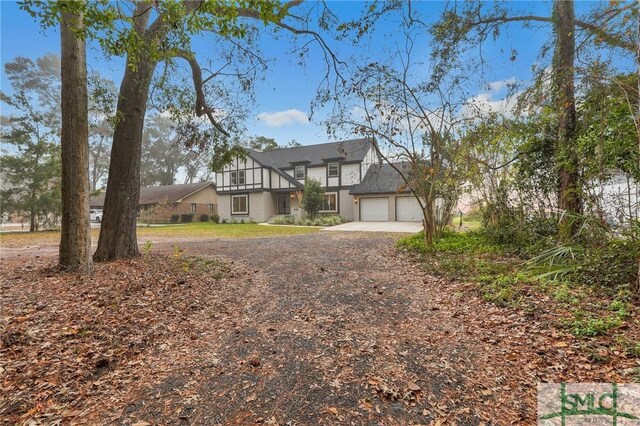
left=526, top=210, right=616, bottom=280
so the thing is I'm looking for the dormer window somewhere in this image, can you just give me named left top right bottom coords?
left=295, top=165, right=306, bottom=180
left=327, top=162, right=339, bottom=177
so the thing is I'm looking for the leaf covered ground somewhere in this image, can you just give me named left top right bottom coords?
left=1, top=233, right=638, bottom=425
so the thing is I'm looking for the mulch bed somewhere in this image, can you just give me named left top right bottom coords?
left=1, top=235, right=638, bottom=425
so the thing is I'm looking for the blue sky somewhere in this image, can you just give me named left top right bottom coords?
left=1, top=1, right=634, bottom=146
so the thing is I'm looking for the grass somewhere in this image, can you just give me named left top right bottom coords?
left=0, top=222, right=318, bottom=248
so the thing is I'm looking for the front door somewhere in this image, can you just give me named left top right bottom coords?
left=277, top=195, right=291, bottom=215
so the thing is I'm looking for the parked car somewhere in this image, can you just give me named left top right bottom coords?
left=90, top=209, right=103, bottom=223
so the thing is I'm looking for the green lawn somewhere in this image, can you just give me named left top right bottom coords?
left=136, top=222, right=318, bottom=239
left=0, top=223, right=318, bottom=248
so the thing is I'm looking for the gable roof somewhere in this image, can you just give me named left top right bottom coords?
left=248, top=138, right=372, bottom=170
left=350, top=163, right=412, bottom=195
left=90, top=182, right=215, bottom=207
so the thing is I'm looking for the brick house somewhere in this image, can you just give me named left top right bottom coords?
left=90, top=182, right=217, bottom=223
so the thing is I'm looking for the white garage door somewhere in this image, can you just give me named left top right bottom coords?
left=360, top=197, right=389, bottom=221
left=396, top=196, right=423, bottom=222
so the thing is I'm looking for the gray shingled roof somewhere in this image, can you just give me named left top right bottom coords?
left=90, top=182, right=215, bottom=207
left=350, top=163, right=412, bottom=195
left=248, top=138, right=372, bottom=170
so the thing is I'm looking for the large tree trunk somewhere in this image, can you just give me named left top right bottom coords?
left=554, top=0, right=581, bottom=239
left=59, top=7, right=92, bottom=273
left=93, top=57, right=156, bottom=261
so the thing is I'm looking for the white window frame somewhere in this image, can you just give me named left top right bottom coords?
left=320, top=192, right=338, bottom=213
left=231, top=194, right=249, bottom=215
left=327, top=162, right=339, bottom=177
left=230, top=170, right=245, bottom=186
left=191, top=203, right=197, bottom=213
left=295, top=165, right=305, bottom=180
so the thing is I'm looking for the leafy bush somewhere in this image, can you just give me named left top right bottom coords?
left=270, top=214, right=347, bottom=227
left=170, top=214, right=179, bottom=223
left=397, top=230, right=500, bottom=254
left=301, top=178, right=325, bottom=219
left=210, top=214, right=220, bottom=224
left=575, top=239, right=640, bottom=288
left=200, top=214, right=209, bottom=222
left=180, top=213, right=193, bottom=223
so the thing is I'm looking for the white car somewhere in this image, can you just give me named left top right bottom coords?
left=90, top=209, right=103, bottom=223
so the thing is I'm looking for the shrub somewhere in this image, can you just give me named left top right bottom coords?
left=301, top=178, right=325, bottom=219
left=170, top=214, right=179, bottom=223
left=210, top=214, right=220, bottom=224
left=271, top=215, right=295, bottom=225
left=180, top=213, right=194, bottom=223
left=200, top=214, right=209, bottom=222
left=575, top=239, right=640, bottom=288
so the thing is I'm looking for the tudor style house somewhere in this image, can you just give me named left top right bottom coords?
left=215, top=139, right=378, bottom=222
left=215, top=138, right=428, bottom=223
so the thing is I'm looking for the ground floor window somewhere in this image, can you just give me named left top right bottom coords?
left=208, top=203, right=215, bottom=212
left=191, top=203, right=197, bottom=213
left=321, top=192, right=337, bottom=212
left=231, top=194, right=249, bottom=214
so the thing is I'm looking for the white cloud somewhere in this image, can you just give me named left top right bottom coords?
left=486, top=77, right=517, bottom=93
left=257, top=109, right=309, bottom=127
left=462, top=77, right=520, bottom=118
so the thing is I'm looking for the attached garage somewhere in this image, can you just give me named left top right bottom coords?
left=396, top=196, right=423, bottom=222
left=359, top=197, right=389, bottom=221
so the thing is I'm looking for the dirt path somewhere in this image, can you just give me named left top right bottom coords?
left=3, top=233, right=617, bottom=425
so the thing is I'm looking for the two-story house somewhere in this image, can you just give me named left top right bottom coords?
left=216, top=138, right=427, bottom=223
left=215, top=139, right=379, bottom=222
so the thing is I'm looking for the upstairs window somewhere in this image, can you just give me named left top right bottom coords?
left=327, top=162, right=339, bottom=177
left=295, top=165, right=306, bottom=180
left=230, top=170, right=245, bottom=185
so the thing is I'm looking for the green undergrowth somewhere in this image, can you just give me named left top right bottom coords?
left=397, top=230, right=637, bottom=342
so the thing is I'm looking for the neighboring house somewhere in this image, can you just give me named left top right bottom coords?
left=595, top=172, right=638, bottom=225
left=215, top=139, right=427, bottom=222
left=90, top=182, right=217, bottom=222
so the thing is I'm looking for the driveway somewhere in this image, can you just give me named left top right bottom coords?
left=118, top=232, right=536, bottom=423
left=323, top=221, right=423, bottom=233
left=2, top=232, right=551, bottom=424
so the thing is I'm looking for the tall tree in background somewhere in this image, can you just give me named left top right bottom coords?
left=88, top=74, right=117, bottom=191
left=59, top=3, right=92, bottom=273
left=0, top=55, right=61, bottom=231
left=141, top=115, right=189, bottom=186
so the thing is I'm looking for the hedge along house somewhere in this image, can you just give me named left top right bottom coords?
left=215, top=139, right=380, bottom=222
left=90, top=182, right=217, bottom=223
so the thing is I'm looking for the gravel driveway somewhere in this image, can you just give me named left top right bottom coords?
left=2, top=232, right=545, bottom=424
left=119, top=232, right=535, bottom=424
